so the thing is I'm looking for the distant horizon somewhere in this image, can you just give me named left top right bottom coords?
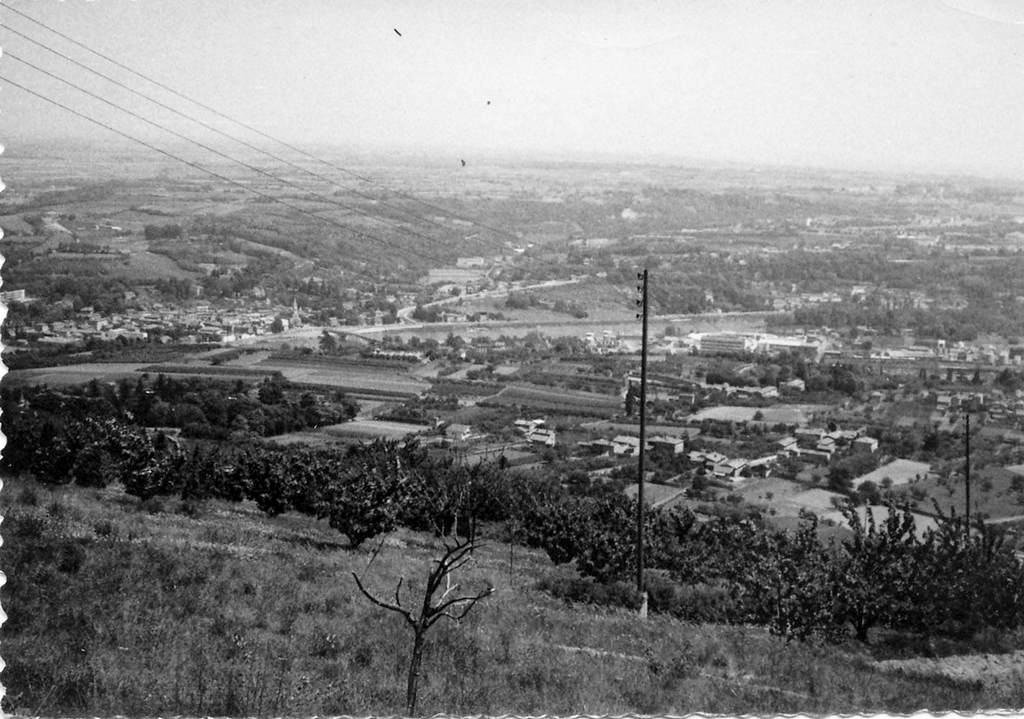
left=5, top=131, right=1024, bottom=189
left=4, top=1, right=1024, bottom=184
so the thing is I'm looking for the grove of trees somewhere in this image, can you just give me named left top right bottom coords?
left=7, top=405, right=1024, bottom=647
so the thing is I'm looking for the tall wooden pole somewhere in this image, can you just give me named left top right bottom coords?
left=636, top=269, right=649, bottom=600
left=964, top=412, right=971, bottom=538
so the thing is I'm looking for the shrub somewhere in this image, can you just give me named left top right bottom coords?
left=93, top=520, right=117, bottom=539
left=17, top=485, right=40, bottom=506
left=8, top=511, right=50, bottom=539
left=141, top=496, right=167, bottom=514
left=536, top=574, right=641, bottom=611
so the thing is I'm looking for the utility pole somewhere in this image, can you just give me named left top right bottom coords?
left=635, top=269, right=650, bottom=616
left=964, top=412, right=971, bottom=539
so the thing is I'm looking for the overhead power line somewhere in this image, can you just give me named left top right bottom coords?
left=6, top=52, right=450, bottom=267
left=4, top=23, right=466, bottom=238
left=6, top=4, right=522, bottom=243
left=0, top=74, right=445, bottom=273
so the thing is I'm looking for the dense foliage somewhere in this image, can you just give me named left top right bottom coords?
left=7, top=389, right=1024, bottom=644
left=3, top=375, right=358, bottom=440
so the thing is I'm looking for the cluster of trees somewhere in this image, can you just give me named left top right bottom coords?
left=9, top=406, right=1024, bottom=645
left=529, top=495, right=1024, bottom=644
left=3, top=413, right=531, bottom=548
left=505, top=291, right=540, bottom=310
left=143, top=223, right=183, bottom=240
left=377, top=394, right=461, bottom=425
left=6, top=376, right=359, bottom=441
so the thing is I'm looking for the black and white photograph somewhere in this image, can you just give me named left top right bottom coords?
left=4, top=0, right=1024, bottom=715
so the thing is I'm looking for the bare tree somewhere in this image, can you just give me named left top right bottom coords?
left=352, top=534, right=494, bottom=715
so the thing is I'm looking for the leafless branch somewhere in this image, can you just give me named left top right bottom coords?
left=433, top=583, right=493, bottom=615
left=430, top=585, right=494, bottom=626
left=365, top=535, right=387, bottom=570
left=352, top=531, right=494, bottom=716
left=351, top=571, right=414, bottom=626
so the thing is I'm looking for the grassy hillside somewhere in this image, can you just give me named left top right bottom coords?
left=2, top=475, right=1020, bottom=716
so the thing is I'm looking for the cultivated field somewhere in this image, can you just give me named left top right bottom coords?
left=852, top=459, right=932, bottom=489
left=482, top=383, right=623, bottom=416
left=688, top=404, right=824, bottom=426
left=4, top=363, right=149, bottom=387
left=321, top=419, right=429, bottom=440
left=257, top=359, right=429, bottom=398
left=262, top=431, right=350, bottom=448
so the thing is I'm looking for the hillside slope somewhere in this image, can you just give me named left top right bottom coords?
left=2, top=475, right=1020, bottom=716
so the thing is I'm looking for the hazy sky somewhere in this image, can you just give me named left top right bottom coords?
left=3, top=0, right=1024, bottom=178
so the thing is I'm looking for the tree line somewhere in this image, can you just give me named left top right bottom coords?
left=6, top=410, right=1024, bottom=646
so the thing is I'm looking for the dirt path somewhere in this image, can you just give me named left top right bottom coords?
left=984, top=514, right=1024, bottom=525
left=875, top=650, right=1024, bottom=686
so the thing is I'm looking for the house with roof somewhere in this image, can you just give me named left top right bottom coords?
left=713, top=457, right=750, bottom=479
left=852, top=436, right=879, bottom=454
left=576, top=438, right=617, bottom=455
left=612, top=436, right=641, bottom=456
left=815, top=436, right=837, bottom=457
left=800, top=449, right=833, bottom=465
left=514, top=418, right=546, bottom=434
left=776, top=436, right=799, bottom=455
left=445, top=423, right=474, bottom=442
left=795, top=427, right=826, bottom=448
left=688, top=450, right=727, bottom=468
left=648, top=435, right=686, bottom=457
left=741, top=454, right=779, bottom=478
left=526, top=428, right=556, bottom=447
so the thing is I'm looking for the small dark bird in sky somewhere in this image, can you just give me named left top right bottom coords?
left=486, top=100, right=491, bottom=105
left=394, top=28, right=402, bottom=36
left=460, top=159, right=466, bottom=167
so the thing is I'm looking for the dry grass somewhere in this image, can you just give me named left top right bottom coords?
left=2, top=475, right=1020, bottom=716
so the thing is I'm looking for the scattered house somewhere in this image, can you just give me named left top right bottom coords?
left=577, top=438, right=617, bottom=455
left=800, top=449, right=833, bottom=466
left=515, top=418, right=546, bottom=434
left=688, top=450, right=727, bottom=468
left=732, top=385, right=780, bottom=400
left=648, top=435, right=686, bottom=456
left=815, top=436, right=837, bottom=455
left=526, top=428, right=556, bottom=447
left=827, top=428, right=863, bottom=445
left=852, top=436, right=879, bottom=454
left=713, top=458, right=750, bottom=479
left=741, top=455, right=779, bottom=478
left=371, top=348, right=425, bottom=362
left=776, top=436, right=799, bottom=455
left=0, top=289, right=28, bottom=303
left=677, top=392, right=698, bottom=407
left=612, top=435, right=641, bottom=456
left=782, top=378, right=806, bottom=392
left=795, top=427, right=825, bottom=448
left=445, top=423, right=474, bottom=442
left=699, top=332, right=757, bottom=356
